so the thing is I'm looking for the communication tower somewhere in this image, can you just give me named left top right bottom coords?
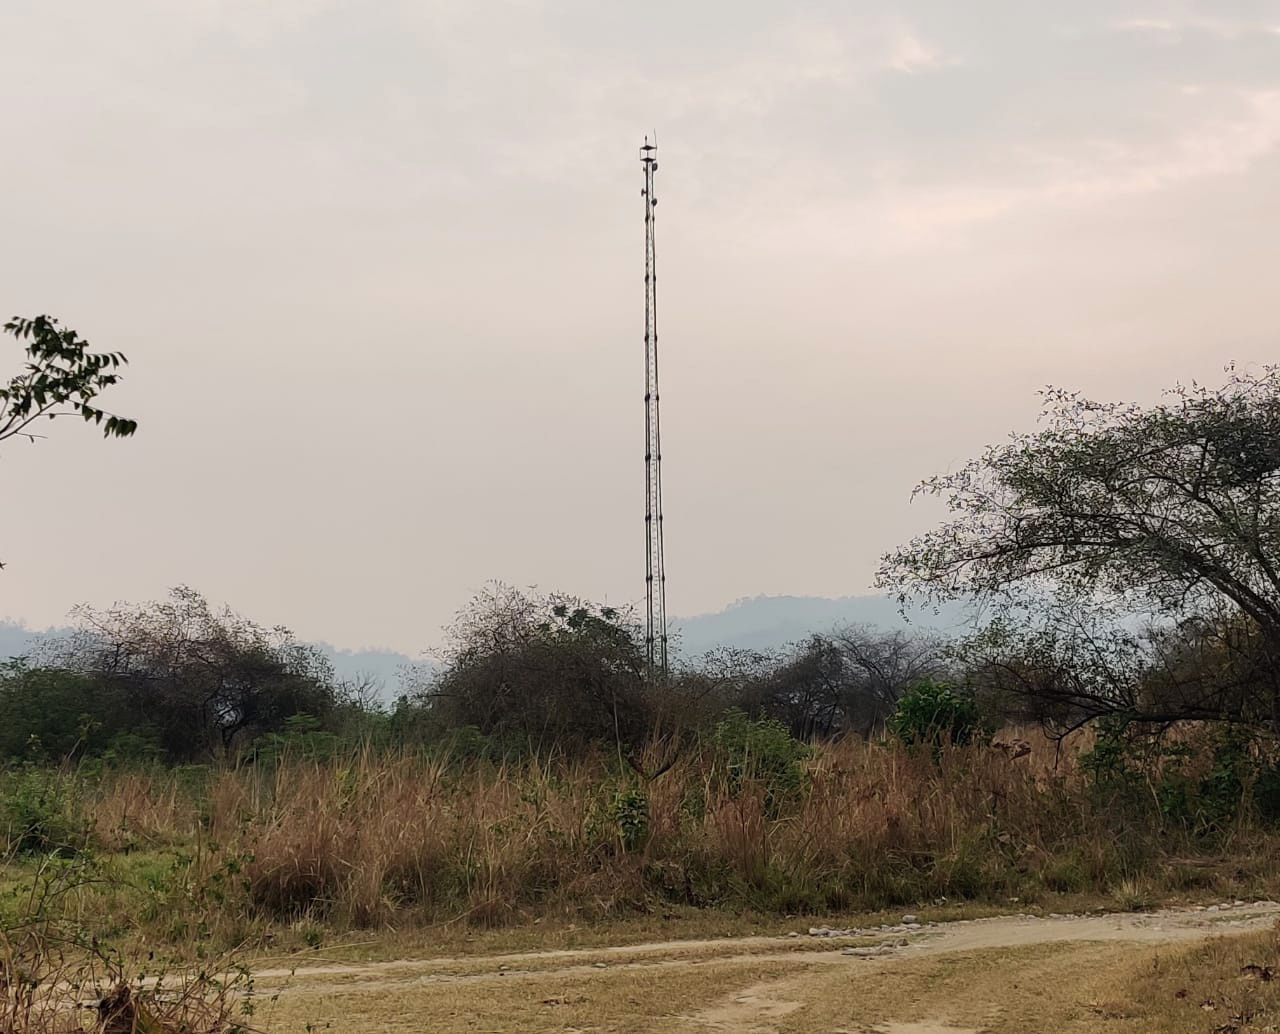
left=641, top=138, right=668, bottom=684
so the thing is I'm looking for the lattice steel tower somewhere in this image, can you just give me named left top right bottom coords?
left=641, top=137, right=668, bottom=684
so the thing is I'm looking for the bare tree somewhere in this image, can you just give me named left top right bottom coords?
left=831, top=625, right=949, bottom=736
left=739, top=627, right=947, bottom=739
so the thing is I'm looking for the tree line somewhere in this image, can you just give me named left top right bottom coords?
left=0, top=583, right=954, bottom=764
left=8, top=316, right=1280, bottom=765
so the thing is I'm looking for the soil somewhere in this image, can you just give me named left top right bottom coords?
left=255, top=901, right=1280, bottom=1032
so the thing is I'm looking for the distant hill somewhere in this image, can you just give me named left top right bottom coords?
left=672, top=593, right=975, bottom=658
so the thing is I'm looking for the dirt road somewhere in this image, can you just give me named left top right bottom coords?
left=256, top=902, right=1280, bottom=1033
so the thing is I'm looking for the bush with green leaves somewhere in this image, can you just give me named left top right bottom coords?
left=43, top=587, right=341, bottom=762
left=0, top=661, right=140, bottom=763
left=1, top=768, right=90, bottom=856
left=889, top=679, right=983, bottom=749
left=710, top=709, right=809, bottom=811
left=1081, top=720, right=1276, bottom=835
left=592, top=786, right=649, bottom=852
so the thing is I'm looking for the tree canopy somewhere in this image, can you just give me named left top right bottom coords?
left=732, top=627, right=947, bottom=739
left=34, top=587, right=339, bottom=761
left=407, top=584, right=650, bottom=753
left=879, top=365, right=1280, bottom=733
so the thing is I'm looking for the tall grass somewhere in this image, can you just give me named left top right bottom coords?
left=5, top=730, right=1279, bottom=947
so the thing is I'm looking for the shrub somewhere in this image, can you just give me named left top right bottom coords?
left=410, top=586, right=651, bottom=754
left=710, top=709, right=808, bottom=811
left=1082, top=721, right=1270, bottom=834
left=1254, top=760, right=1280, bottom=825
left=0, top=768, right=90, bottom=856
left=47, top=587, right=340, bottom=762
left=0, top=661, right=129, bottom=763
left=889, top=679, right=983, bottom=749
left=603, top=786, right=649, bottom=851
left=247, top=713, right=341, bottom=764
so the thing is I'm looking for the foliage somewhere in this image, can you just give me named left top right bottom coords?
left=1, top=314, right=138, bottom=569
left=1079, top=720, right=1280, bottom=835
left=408, top=584, right=650, bottom=753
left=12, top=731, right=1280, bottom=947
left=2, top=583, right=953, bottom=771
left=1, top=767, right=90, bottom=856
left=889, top=679, right=983, bottom=749
left=737, top=628, right=948, bottom=739
left=247, top=714, right=342, bottom=764
left=710, top=709, right=809, bottom=809
left=0, top=849, right=259, bottom=1033
left=1, top=315, right=138, bottom=445
left=25, top=587, right=340, bottom=763
left=880, top=366, right=1280, bottom=733
left=0, top=661, right=117, bottom=761
left=605, top=786, right=649, bottom=851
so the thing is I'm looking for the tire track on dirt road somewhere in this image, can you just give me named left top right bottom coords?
left=256, top=901, right=1280, bottom=995
left=258, top=902, right=1280, bottom=1032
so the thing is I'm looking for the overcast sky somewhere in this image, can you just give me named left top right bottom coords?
left=3, top=0, right=1279, bottom=653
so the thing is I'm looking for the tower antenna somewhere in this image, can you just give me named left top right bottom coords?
left=641, top=136, right=668, bottom=685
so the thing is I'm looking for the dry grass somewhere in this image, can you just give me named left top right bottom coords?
left=4, top=729, right=1280, bottom=960
left=1087, top=922, right=1280, bottom=1032
left=10, top=719, right=1280, bottom=1031
left=265, top=955, right=810, bottom=1034
left=209, top=735, right=1279, bottom=930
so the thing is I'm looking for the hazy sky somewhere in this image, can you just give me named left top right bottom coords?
left=3, top=0, right=1279, bottom=653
